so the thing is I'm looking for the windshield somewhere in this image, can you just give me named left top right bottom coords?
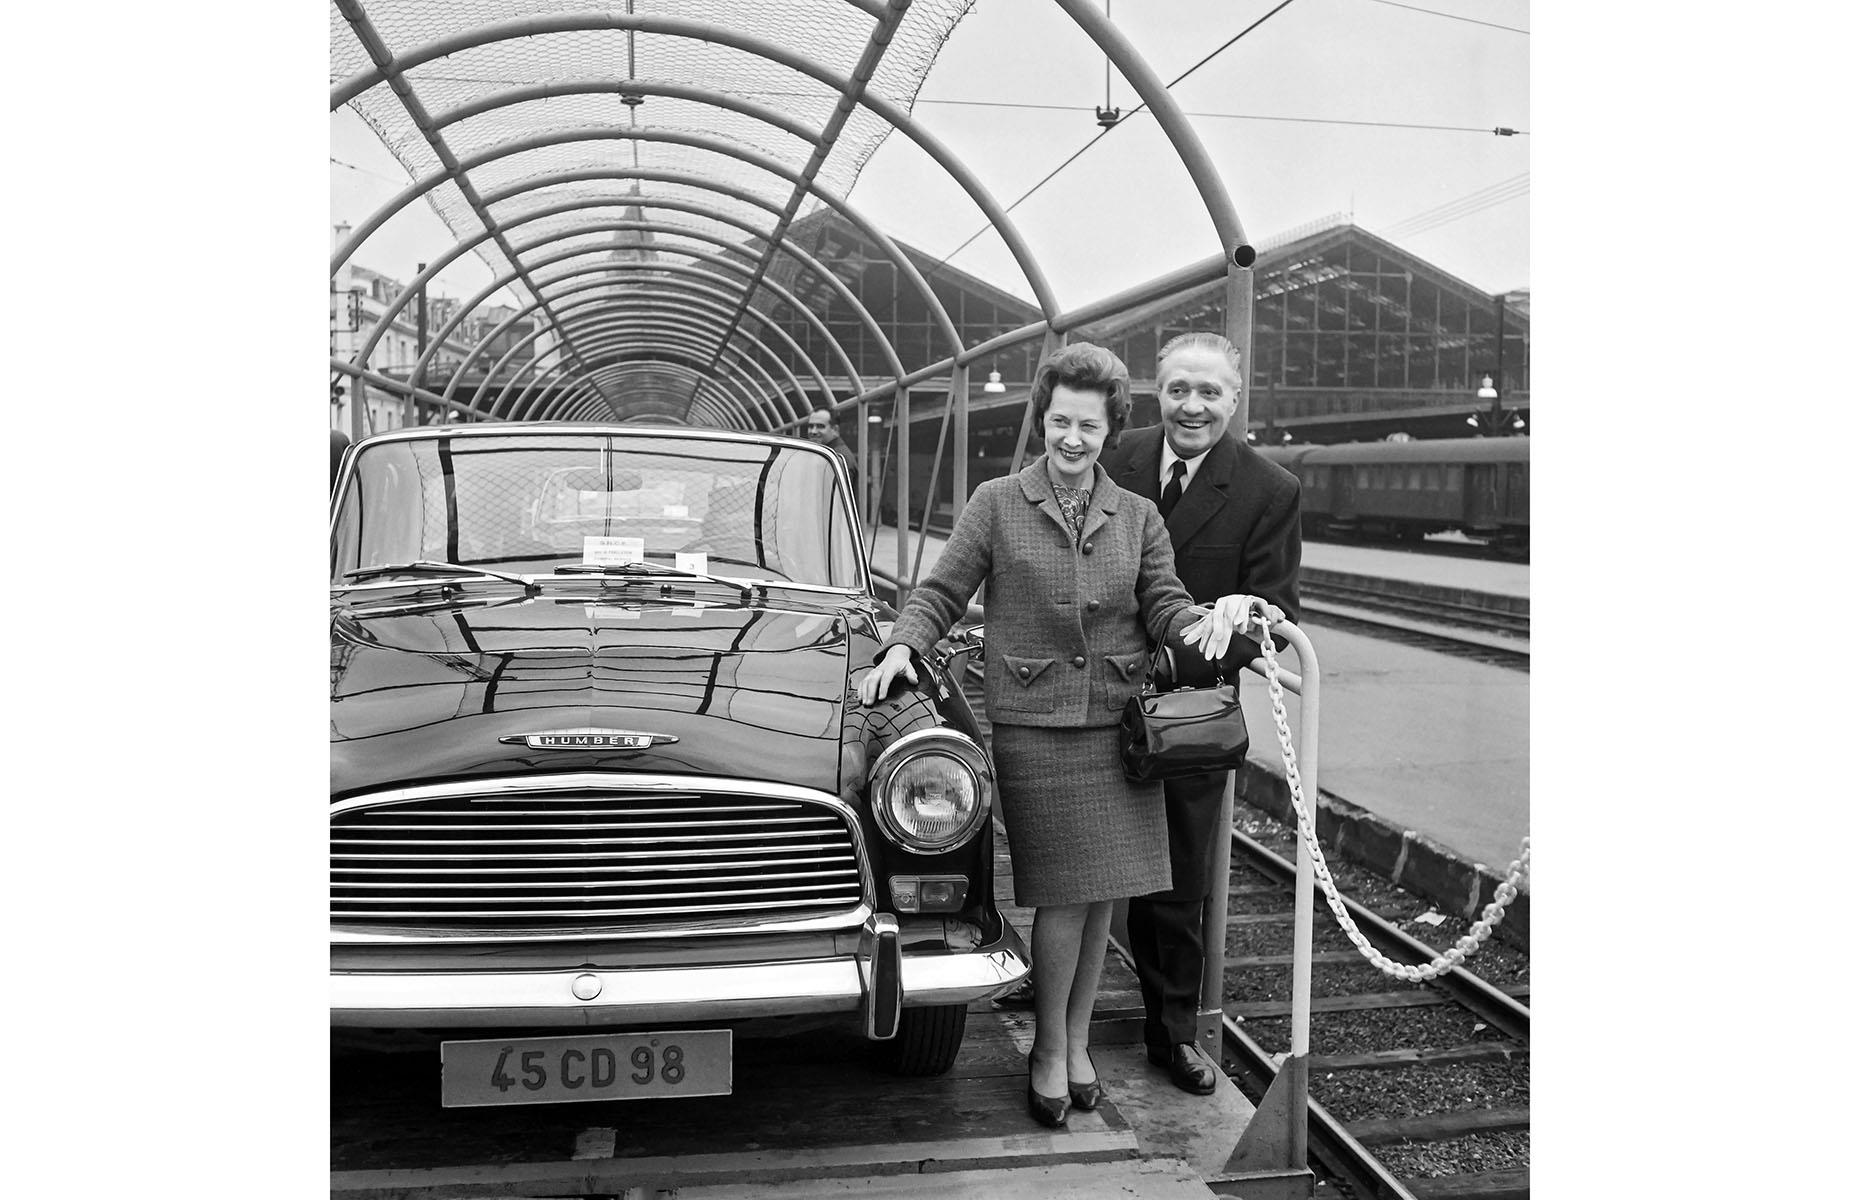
left=331, top=432, right=863, bottom=590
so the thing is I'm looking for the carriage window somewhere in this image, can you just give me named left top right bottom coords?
left=1409, top=468, right=1423, bottom=490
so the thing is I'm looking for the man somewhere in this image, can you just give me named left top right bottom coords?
left=1100, top=331, right=1302, bottom=1095
left=802, top=407, right=859, bottom=501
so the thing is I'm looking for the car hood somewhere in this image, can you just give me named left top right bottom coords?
left=331, top=590, right=857, bottom=798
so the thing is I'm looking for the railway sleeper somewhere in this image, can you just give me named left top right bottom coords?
left=1231, top=990, right=1452, bottom=1020
left=1402, top=1165, right=1531, bottom=1199
left=1347, top=1106, right=1531, bottom=1145
left=1308, top=1042, right=1527, bottom=1073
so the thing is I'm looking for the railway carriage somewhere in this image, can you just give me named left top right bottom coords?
left=1261, top=437, right=1529, bottom=548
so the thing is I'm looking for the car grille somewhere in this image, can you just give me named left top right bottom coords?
left=331, top=789, right=865, bottom=930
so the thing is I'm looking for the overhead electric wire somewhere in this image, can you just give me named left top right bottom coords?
left=331, top=155, right=414, bottom=186
left=1381, top=172, right=1529, bottom=239
left=926, top=0, right=1303, bottom=269
left=1384, top=186, right=1528, bottom=239
left=911, top=95, right=1523, bottom=136
left=1363, top=0, right=1530, bottom=36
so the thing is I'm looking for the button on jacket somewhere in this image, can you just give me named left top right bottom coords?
left=883, top=458, right=1201, bottom=729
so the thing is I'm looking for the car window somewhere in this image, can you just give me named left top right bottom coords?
left=332, top=433, right=860, bottom=589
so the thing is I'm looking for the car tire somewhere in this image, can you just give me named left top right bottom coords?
left=875, top=1002, right=967, bottom=1076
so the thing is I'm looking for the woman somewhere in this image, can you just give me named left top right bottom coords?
left=860, top=342, right=1254, bottom=1128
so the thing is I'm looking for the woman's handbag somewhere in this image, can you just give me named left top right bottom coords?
left=1119, top=644, right=1249, bottom=783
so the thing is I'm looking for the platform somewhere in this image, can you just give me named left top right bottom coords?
left=871, top=525, right=1531, bottom=918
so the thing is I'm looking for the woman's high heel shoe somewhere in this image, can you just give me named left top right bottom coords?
left=1067, top=1049, right=1107, bottom=1112
left=1026, top=1056, right=1071, bottom=1129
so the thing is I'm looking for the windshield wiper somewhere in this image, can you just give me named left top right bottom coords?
left=554, top=560, right=762, bottom=603
left=341, top=560, right=538, bottom=593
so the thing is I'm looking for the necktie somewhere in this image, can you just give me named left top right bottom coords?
left=1159, top=459, right=1187, bottom=519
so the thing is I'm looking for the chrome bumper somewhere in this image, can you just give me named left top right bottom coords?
left=331, top=914, right=1029, bottom=1037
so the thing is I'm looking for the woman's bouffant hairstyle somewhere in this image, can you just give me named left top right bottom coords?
left=1029, top=341, right=1133, bottom=447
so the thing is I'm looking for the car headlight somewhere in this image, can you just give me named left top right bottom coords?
left=868, top=729, right=992, bottom=854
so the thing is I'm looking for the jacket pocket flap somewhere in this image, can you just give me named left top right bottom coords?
left=1105, top=653, right=1147, bottom=682
left=1003, top=655, right=1054, bottom=686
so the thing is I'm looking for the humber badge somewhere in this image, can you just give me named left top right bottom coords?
left=500, top=728, right=680, bottom=751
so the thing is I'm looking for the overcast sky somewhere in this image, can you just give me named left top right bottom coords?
left=330, top=0, right=1529, bottom=313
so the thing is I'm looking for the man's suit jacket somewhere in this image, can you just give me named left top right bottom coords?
left=1102, top=425, right=1302, bottom=901
left=1102, top=425, right=1302, bottom=670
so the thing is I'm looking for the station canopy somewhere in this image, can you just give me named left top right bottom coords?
left=331, top=0, right=1254, bottom=430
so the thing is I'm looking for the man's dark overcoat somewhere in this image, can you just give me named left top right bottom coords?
left=1100, top=424, right=1302, bottom=1050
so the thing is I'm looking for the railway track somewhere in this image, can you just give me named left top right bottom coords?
left=937, top=592, right=1530, bottom=1196
left=1212, top=818, right=1531, bottom=1200
left=1301, top=578, right=1527, bottom=641
left=1297, top=598, right=1529, bottom=673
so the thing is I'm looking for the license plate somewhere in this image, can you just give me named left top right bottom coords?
left=440, top=1030, right=732, bottom=1107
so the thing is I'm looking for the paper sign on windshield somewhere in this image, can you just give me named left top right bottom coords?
left=582, top=536, right=646, bottom=566
left=675, top=552, right=708, bottom=575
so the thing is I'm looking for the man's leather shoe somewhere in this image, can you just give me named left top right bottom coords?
left=1147, top=1043, right=1218, bottom=1096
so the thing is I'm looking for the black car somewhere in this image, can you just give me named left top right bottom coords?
left=330, top=424, right=1027, bottom=1108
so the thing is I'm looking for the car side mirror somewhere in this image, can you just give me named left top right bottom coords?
left=947, top=624, right=985, bottom=663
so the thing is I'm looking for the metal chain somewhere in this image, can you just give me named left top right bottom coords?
left=1249, top=607, right=1530, bottom=983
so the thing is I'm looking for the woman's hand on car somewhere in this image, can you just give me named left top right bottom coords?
left=859, top=644, right=919, bottom=706
left=1182, top=594, right=1283, bottom=661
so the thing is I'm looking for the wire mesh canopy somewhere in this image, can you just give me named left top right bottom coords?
left=331, top=0, right=1253, bottom=430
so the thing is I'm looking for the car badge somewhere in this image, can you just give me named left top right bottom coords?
left=500, top=728, right=680, bottom=751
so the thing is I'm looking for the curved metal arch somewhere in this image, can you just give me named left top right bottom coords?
left=1054, top=0, right=1252, bottom=265
left=391, top=172, right=912, bottom=411
left=468, top=298, right=770, bottom=426
left=537, top=290, right=816, bottom=423
left=515, top=321, right=781, bottom=426
left=442, top=248, right=837, bottom=409
left=384, top=187, right=891, bottom=412
left=539, top=358, right=741, bottom=426
left=460, top=260, right=840, bottom=420
left=536, top=305, right=801, bottom=426
left=329, top=125, right=964, bottom=369
left=398, top=197, right=876, bottom=405
left=332, top=8, right=1063, bottom=315
left=532, top=348, right=754, bottom=426
left=498, top=226, right=866, bottom=384
left=520, top=349, right=754, bottom=427
left=420, top=71, right=1061, bottom=321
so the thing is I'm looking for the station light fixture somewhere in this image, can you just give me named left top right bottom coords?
left=982, top=369, right=1006, bottom=394
left=1476, top=374, right=1499, bottom=400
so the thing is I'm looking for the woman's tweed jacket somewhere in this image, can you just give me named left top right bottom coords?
left=884, top=458, right=1201, bottom=729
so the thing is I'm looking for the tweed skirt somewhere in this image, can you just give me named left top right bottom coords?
left=991, top=723, right=1171, bottom=907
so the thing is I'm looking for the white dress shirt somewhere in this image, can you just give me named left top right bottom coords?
left=1159, top=441, right=1212, bottom=494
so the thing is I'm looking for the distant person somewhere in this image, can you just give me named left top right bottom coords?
left=860, top=342, right=1257, bottom=1129
left=802, top=407, right=859, bottom=504
left=1100, top=331, right=1302, bottom=1096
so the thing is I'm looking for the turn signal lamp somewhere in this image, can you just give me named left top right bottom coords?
left=888, top=875, right=970, bottom=913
